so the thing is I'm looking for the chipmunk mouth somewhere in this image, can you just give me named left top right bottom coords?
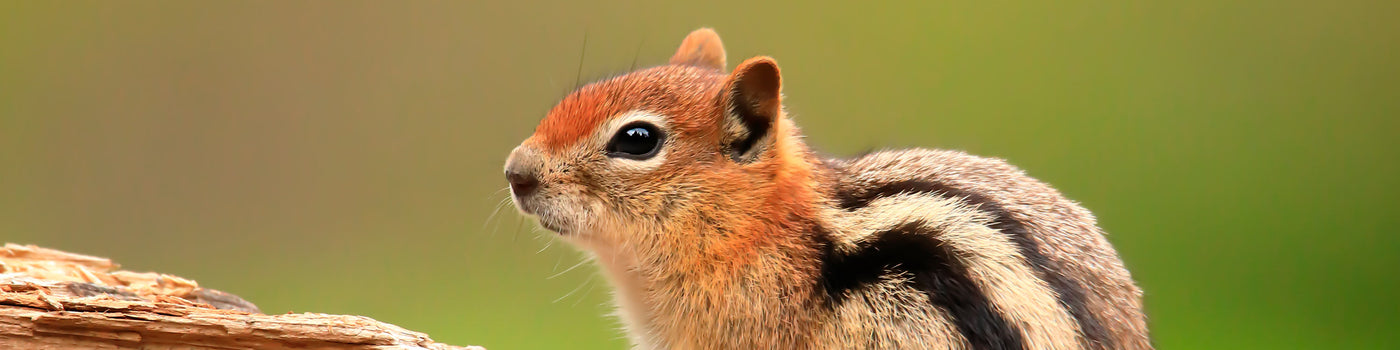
left=510, top=195, right=584, bottom=236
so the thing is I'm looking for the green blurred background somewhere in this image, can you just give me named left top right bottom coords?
left=2, top=1, right=1396, bottom=349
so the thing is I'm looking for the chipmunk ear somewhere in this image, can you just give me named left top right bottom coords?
left=721, top=56, right=782, bottom=163
left=669, top=28, right=726, bottom=70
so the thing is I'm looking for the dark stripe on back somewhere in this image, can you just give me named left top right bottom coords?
left=816, top=223, right=1026, bottom=350
left=834, top=179, right=1113, bottom=349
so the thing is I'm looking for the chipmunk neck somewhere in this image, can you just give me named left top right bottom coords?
left=657, top=117, right=823, bottom=273
left=604, top=117, right=834, bottom=347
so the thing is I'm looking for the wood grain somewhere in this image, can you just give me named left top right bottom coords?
left=0, top=244, right=481, bottom=350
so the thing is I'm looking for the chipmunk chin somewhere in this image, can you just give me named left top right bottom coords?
left=513, top=202, right=564, bottom=235
left=537, top=219, right=568, bottom=235
left=529, top=209, right=580, bottom=236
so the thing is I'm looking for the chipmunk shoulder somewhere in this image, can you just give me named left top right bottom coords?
left=505, top=28, right=1152, bottom=350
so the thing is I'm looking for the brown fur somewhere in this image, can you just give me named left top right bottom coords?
left=506, top=28, right=1152, bottom=349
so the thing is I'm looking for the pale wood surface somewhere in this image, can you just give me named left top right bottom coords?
left=0, top=243, right=482, bottom=350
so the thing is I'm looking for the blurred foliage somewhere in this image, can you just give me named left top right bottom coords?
left=1, top=1, right=1396, bottom=349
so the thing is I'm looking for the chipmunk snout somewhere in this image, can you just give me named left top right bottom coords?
left=506, top=169, right=539, bottom=197
left=505, top=145, right=544, bottom=199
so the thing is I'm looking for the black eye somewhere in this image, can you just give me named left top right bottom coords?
left=606, top=123, right=664, bottom=159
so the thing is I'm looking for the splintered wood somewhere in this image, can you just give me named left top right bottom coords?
left=0, top=244, right=482, bottom=350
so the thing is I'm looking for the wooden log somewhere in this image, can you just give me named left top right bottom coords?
left=0, top=243, right=482, bottom=350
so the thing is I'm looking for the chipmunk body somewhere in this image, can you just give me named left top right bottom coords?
left=505, top=29, right=1151, bottom=349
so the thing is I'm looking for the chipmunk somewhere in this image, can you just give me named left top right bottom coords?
left=505, top=28, right=1152, bottom=350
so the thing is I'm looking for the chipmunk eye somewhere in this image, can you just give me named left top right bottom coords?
left=606, top=122, right=664, bottom=159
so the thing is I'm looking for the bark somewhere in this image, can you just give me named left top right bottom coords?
left=0, top=243, right=482, bottom=350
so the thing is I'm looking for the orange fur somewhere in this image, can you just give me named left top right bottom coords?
left=535, top=66, right=724, bottom=152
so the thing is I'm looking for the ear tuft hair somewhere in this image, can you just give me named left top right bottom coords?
left=669, top=28, right=727, bottom=71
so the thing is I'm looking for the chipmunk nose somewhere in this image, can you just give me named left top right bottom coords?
left=506, top=169, right=540, bottom=197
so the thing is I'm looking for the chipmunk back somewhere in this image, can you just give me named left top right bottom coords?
left=505, top=28, right=1151, bottom=349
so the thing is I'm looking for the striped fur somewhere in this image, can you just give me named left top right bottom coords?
left=827, top=150, right=1152, bottom=349
left=505, top=28, right=1152, bottom=349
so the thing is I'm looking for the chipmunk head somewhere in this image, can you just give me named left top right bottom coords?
left=505, top=28, right=810, bottom=250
